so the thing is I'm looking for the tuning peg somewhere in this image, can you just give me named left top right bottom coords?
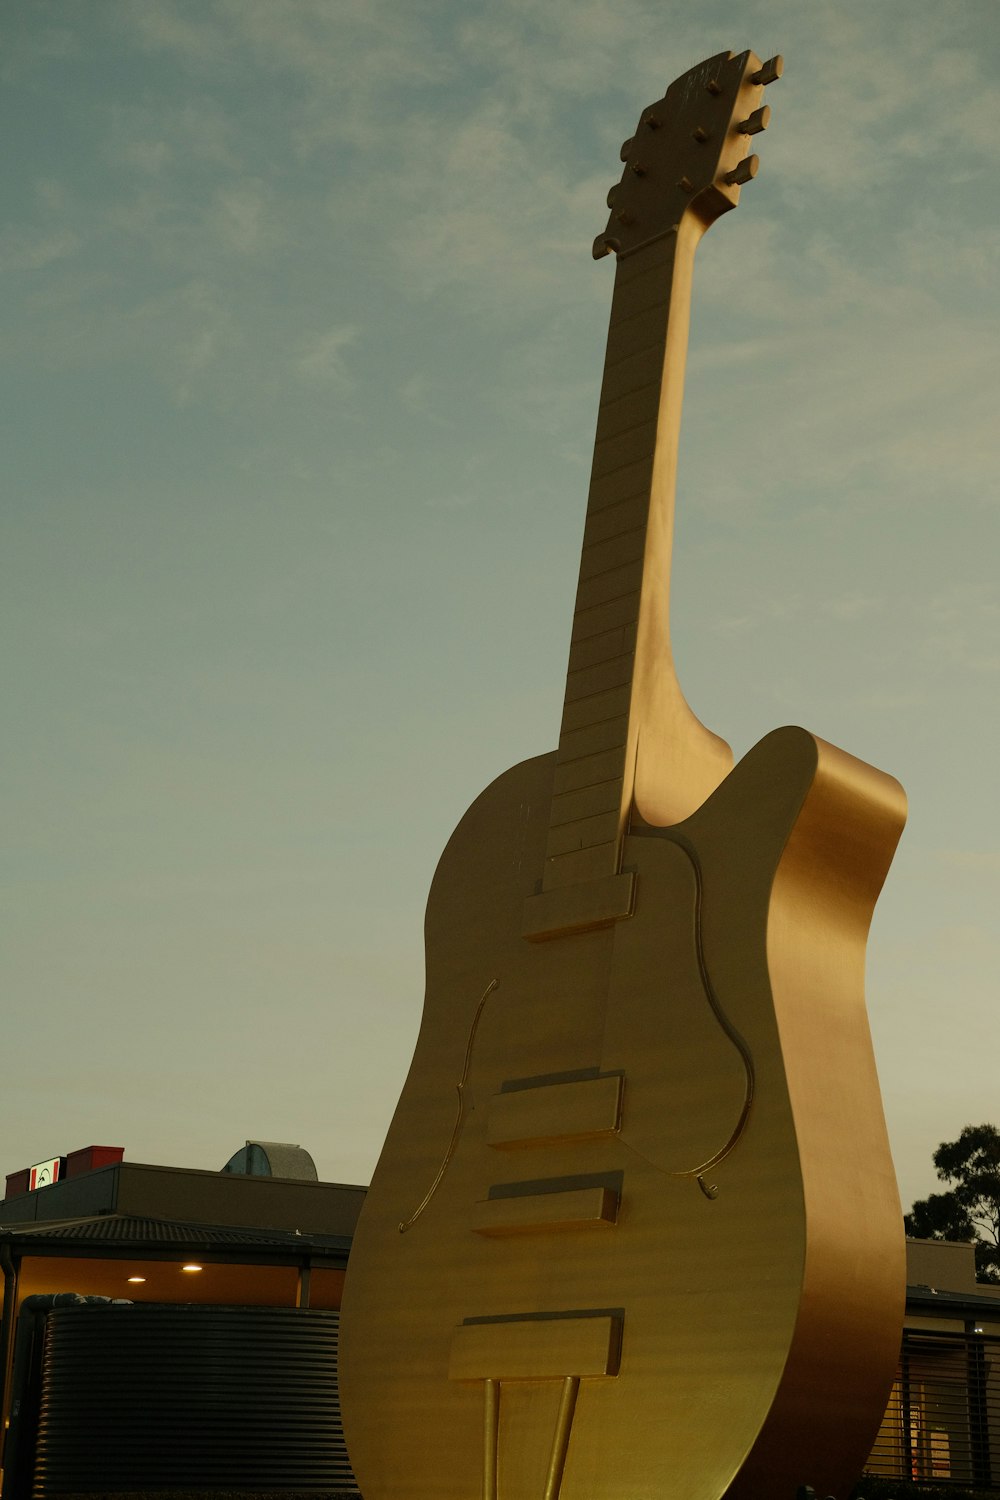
left=640, top=110, right=661, bottom=129
left=724, top=154, right=759, bottom=186
left=692, top=126, right=710, bottom=143
left=629, top=160, right=646, bottom=177
left=619, top=136, right=635, bottom=162
left=592, top=235, right=612, bottom=260
left=751, top=54, right=783, bottom=86
left=606, top=185, right=618, bottom=208
left=737, top=105, right=770, bottom=135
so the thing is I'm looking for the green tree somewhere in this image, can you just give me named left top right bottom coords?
left=905, top=1124, right=1000, bottom=1284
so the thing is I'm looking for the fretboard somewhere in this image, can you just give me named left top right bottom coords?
left=540, top=218, right=732, bottom=898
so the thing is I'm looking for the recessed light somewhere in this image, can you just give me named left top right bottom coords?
left=181, top=1264, right=203, bottom=1272
left=127, top=1276, right=146, bottom=1284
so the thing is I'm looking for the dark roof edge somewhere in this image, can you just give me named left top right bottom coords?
left=0, top=1213, right=352, bottom=1254
left=122, top=1162, right=367, bottom=1192
left=907, top=1283, right=1000, bottom=1312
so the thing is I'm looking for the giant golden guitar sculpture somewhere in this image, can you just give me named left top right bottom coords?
left=340, top=49, right=906, bottom=1500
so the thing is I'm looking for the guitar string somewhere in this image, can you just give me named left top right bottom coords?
left=398, top=978, right=499, bottom=1233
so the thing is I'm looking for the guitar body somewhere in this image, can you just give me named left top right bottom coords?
left=339, top=727, right=906, bottom=1500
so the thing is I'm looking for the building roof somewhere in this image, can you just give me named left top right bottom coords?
left=0, top=1159, right=365, bottom=1238
left=0, top=1213, right=351, bottom=1256
left=907, top=1283, right=1000, bottom=1313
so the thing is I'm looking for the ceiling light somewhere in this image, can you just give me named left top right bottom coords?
left=127, top=1276, right=146, bottom=1284
left=181, top=1263, right=203, bottom=1272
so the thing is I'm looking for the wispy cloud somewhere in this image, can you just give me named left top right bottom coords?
left=121, top=0, right=447, bottom=147
left=0, top=19, right=79, bottom=81
left=119, top=2, right=230, bottom=66
left=119, top=138, right=173, bottom=175
left=0, top=227, right=79, bottom=271
left=399, top=373, right=453, bottom=426
left=105, top=98, right=242, bottom=174
left=211, top=182, right=276, bottom=257
left=293, top=325, right=357, bottom=388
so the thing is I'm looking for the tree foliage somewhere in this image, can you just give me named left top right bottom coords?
left=905, top=1123, right=1000, bottom=1284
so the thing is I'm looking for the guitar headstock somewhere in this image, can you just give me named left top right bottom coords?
left=594, top=49, right=782, bottom=260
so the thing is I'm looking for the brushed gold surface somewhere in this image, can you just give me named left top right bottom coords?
left=450, top=1316, right=621, bottom=1382
left=522, top=869, right=634, bottom=941
left=340, top=45, right=905, bottom=1500
left=340, top=742, right=905, bottom=1498
left=472, top=1186, right=618, bottom=1237
left=486, top=1076, right=624, bottom=1150
left=544, top=1378, right=581, bottom=1500
left=484, top=1378, right=500, bottom=1500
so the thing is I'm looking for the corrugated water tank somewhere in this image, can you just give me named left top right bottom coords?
left=31, top=1303, right=360, bottom=1497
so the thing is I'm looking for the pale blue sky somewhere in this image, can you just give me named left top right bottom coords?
left=3, top=1, right=999, bottom=1212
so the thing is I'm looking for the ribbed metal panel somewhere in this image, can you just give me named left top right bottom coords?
left=866, top=1327, right=1000, bottom=1492
left=32, top=1305, right=360, bottom=1496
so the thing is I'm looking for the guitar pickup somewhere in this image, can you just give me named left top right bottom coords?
left=486, top=1073, right=624, bottom=1150
left=473, top=1173, right=621, bottom=1236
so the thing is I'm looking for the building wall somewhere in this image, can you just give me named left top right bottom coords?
left=0, top=1163, right=366, bottom=1236
left=866, top=1241, right=1000, bottom=1491
left=907, top=1238, right=1000, bottom=1297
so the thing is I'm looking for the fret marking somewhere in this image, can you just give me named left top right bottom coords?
left=560, top=686, right=632, bottom=736
left=554, top=720, right=628, bottom=764
left=596, top=374, right=662, bottom=417
left=581, top=521, right=646, bottom=551
left=557, top=705, right=629, bottom=739
left=583, top=497, right=648, bottom=548
left=605, top=295, right=671, bottom=344
left=570, top=592, right=641, bottom=642
left=601, top=336, right=666, bottom=375
left=542, top=842, right=620, bottom=885
left=564, top=654, right=635, bottom=705
left=574, top=586, right=643, bottom=624
left=552, top=747, right=630, bottom=797
left=591, top=409, right=659, bottom=450
left=576, top=532, right=646, bottom=586
left=589, top=422, right=658, bottom=482
left=586, top=461, right=654, bottom=514
left=572, top=591, right=642, bottom=625
left=567, top=645, right=635, bottom=676
left=548, top=778, right=622, bottom=828
left=567, top=625, right=637, bottom=674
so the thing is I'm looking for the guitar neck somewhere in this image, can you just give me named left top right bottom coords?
left=540, top=217, right=732, bottom=900
left=519, top=46, right=780, bottom=937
